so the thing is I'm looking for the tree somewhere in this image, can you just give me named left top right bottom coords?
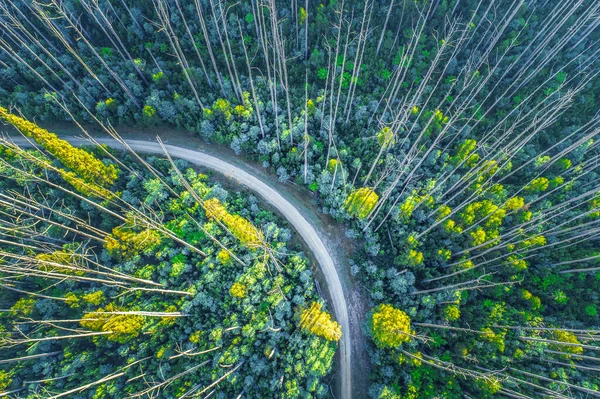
left=204, top=198, right=264, bottom=248
left=0, top=106, right=119, bottom=187
left=298, top=302, right=342, bottom=341
left=105, top=225, right=162, bottom=260
left=369, top=304, right=412, bottom=348
left=80, top=304, right=145, bottom=344
left=230, top=282, right=247, bottom=298
left=345, top=187, right=379, bottom=219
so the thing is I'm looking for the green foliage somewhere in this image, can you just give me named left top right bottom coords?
left=2, top=1, right=600, bottom=397
left=0, top=152, right=336, bottom=398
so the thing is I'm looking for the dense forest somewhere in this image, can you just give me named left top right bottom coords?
left=1, top=0, right=600, bottom=398
left=0, top=110, right=340, bottom=397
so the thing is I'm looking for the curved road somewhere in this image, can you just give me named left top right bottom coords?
left=10, top=135, right=353, bottom=399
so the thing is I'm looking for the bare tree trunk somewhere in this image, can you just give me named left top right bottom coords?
left=376, top=0, right=395, bottom=55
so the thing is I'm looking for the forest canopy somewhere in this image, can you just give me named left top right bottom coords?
left=1, top=0, right=599, bottom=397
left=0, top=116, right=338, bottom=398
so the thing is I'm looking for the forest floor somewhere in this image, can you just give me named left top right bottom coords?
left=6, top=123, right=371, bottom=399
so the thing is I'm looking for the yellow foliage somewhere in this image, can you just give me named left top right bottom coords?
left=443, top=219, right=459, bottom=232
left=477, top=376, right=502, bottom=395
left=407, top=249, right=423, bottom=267
left=105, top=226, right=162, bottom=260
left=434, top=109, right=448, bottom=124
left=59, top=169, right=113, bottom=198
left=217, top=249, right=232, bottom=265
left=550, top=176, right=564, bottom=189
left=298, top=6, right=307, bottom=24
left=370, top=304, right=412, bottom=348
left=486, top=210, right=506, bottom=231
left=520, top=211, right=532, bottom=222
left=461, top=200, right=501, bottom=226
left=504, top=196, right=525, bottom=211
left=189, top=330, right=202, bottom=344
left=507, top=255, right=528, bottom=271
left=0, top=107, right=118, bottom=188
left=143, top=105, right=156, bottom=118
left=406, top=234, right=419, bottom=248
left=80, top=303, right=144, bottom=343
left=525, top=177, right=550, bottom=193
left=451, top=139, right=477, bottom=165
left=377, top=126, right=395, bottom=147
left=521, top=290, right=541, bottom=310
left=345, top=187, right=379, bottom=219
left=82, top=291, right=105, bottom=305
left=466, top=153, right=480, bottom=167
left=470, top=228, right=487, bottom=246
left=468, top=160, right=498, bottom=190
left=327, top=158, right=339, bottom=172
left=230, top=282, right=247, bottom=298
left=158, top=305, right=179, bottom=327
left=444, top=305, right=461, bottom=321
left=436, top=205, right=452, bottom=220
left=410, top=352, right=423, bottom=367
left=459, top=260, right=474, bottom=269
left=10, top=298, right=36, bottom=316
left=437, top=248, right=452, bottom=260
left=65, top=292, right=79, bottom=308
left=590, top=196, right=600, bottom=218
left=0, top=370, right=12, bottom=392
left=481, top=328, right=505, bottom=352
left=521, top=235, right=546, bottom=248
left=204, top=198, right=264, bottom=248
left=234, top=105, right=246, bottom=116
left=551, top=330, right=584, bottom=355
left=36, top=249, right=86, bottom=276
left=156, top=346, right=167, bottom=359
left=299, top=302, right=342, bottom=341
left=212, top=98, right=236, bottom=120
left=398, top=194, right=419, bottom=221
